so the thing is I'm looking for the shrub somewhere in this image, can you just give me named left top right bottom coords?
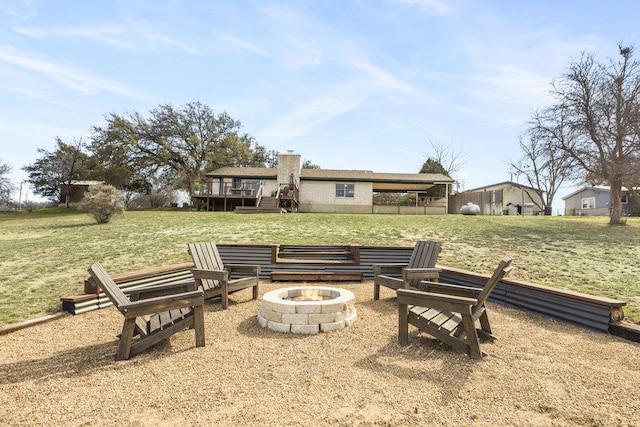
left=78, top=185, right=125, bottom=224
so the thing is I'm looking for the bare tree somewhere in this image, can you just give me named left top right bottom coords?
left=0, top=160, right=13, bottom=209
left=548, top=45, right=640, bottom=224
left=421, top=140, right=467, bottom=179
left=510, top=108, right=579, bottom=214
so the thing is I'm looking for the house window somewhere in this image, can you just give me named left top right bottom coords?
left=622, top=194, right=629, bottom=204
left=581, top=197, right=596, bottom=209
left=336, top=183, right=355, bottom=198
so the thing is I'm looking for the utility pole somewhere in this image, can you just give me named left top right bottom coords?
left=18, top=180, right=24, bottom=210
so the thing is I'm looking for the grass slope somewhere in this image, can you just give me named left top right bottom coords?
left=1, top=208, right=639, bottom=325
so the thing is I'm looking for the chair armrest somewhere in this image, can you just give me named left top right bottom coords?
left=373, top=263, right=407, bottom=275
left=120, top=290, right=205, bottom=318
left=414, top=281, right=480, bottom=297
left=397, top=288, right=476, bottom=314
left=402, top=268, right=441, bottom=282
left=191, top=268, right=228, bottom=282
left=127, top=281, right=196, bottom=301
left=225, top=264, right=261, bottom=275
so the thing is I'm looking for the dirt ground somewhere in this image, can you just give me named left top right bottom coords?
left=1, top=281, right=639, bottom=426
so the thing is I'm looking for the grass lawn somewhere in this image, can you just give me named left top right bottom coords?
left=1, top=208, right=639, bottom=325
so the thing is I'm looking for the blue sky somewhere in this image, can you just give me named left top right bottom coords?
left=2, top=0, right=639, bottom=210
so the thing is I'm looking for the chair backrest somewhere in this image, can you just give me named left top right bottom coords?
left=189, top=242, right=225, bottom=270
left=473, top=256, right=513, bottom=312
left=408, top=240, right=441, bottom=268
left=188, top=242, right=225, bottom=290
left=88, top=262, right=131, bottom=310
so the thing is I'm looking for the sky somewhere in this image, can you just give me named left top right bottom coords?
left=2, top=0, right=640, bottom=211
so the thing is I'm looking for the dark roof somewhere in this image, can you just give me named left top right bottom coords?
left=205, top=167, right=277, bottom=179
left=301, top=169, right=453, bottom=183
left=205, top=167, right=453, bottom=184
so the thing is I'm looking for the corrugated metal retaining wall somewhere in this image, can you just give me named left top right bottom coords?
left=216, top=244, right=624, bottom=331
left=439, top=268, right=624, bottom=332
left=216, top=244, right=415, bottom=280
left=63, top=244, right=626, bottom=333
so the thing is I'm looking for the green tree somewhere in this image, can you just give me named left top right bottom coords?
left=23, top=138, right=90, bottom=207
left=92, top=101, right=270, bottom=197
left=87, top=131, right=152, bottom=208
left=419, top=158, right=448, bottom=175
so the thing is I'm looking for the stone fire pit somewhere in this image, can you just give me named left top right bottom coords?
left=257, top=286, right=356, bottom=334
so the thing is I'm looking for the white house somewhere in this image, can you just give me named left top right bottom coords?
left=192, top=152, right=454, bottom=214
left=562, top=185, right=637, bottom=216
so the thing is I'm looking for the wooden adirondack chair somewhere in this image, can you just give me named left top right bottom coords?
left=373, top=240, right=441, bottom=300
left=88, top=262, right=205, bottom=360
left=397, top=256, right=513, bottom=359
left=188, top=242, right=260, bottom=309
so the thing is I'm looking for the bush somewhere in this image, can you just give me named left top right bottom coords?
left=78, top=185, right=125, bottom=224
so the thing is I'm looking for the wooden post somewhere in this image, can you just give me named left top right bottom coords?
left=398, top=301, right=409, bottom=346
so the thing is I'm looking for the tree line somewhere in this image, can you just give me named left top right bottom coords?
left=22, top=102, right=279, bottom=208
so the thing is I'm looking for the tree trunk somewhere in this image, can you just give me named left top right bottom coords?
left=65, top=182, right=71, bottom=209
left=609, top=179, right=624, bottom=225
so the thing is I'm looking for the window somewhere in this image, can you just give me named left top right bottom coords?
left=581, top=197, right=596, bottom=209
left=336, top=183, right=355, bottom=198
left=622, top=194, right=629, bottom=204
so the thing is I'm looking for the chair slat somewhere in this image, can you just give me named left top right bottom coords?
left=87, top=262, right=205, bottom=360
left=398, top=256, right=513, bottom=359
left=188, top=242, right=260, bottom=309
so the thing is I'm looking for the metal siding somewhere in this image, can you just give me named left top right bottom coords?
left=441, top=269, right=612, bottom=331
left=62, top=245, right=623, bottom=334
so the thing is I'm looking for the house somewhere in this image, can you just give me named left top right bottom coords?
left=449, top=181, right=545, bottom=216
left=562, top=185, right=638, bottom=216
left=192, top=151, right=454, bottom=214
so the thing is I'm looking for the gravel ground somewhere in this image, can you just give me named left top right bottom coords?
left=1, top=281, right=639, bottom=426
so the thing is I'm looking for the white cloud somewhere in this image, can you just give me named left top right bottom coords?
left=0, top=46, right=147, bottom=99
left=13, top=24, right=132, bottom=48
left=14, top=22, right=201, bottom=55
left=257, top=86, right=366, bottom=141
left=142, top=32, right=201, bottom=56
left=220, top=36, right=270, bottom=58
left=392, top=0, right=453, bottom=15
left=1, top=0, right=36, bottom=23
left=349, top=60, right=416, bottom=94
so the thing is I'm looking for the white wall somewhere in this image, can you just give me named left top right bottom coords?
left=298, top=181, right=372, bottom=213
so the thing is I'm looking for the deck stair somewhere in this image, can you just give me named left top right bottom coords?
left=235, top=197, right=286, bottom=213
left=275, top=245, right=356, bottom=264
left=271, top=245, right=363, bottom=282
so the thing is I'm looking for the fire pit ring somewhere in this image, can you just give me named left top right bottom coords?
left=257, top=286, right=356, bottom=334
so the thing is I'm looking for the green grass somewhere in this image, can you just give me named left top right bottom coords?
left=1, top=208, right=639, bottom=325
